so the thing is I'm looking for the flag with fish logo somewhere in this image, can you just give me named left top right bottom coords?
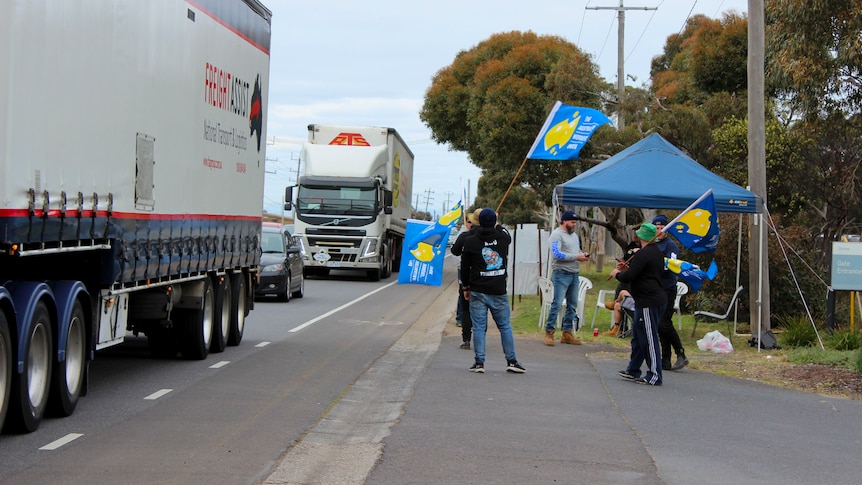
left=664, top=190, right=720, bottom=253
left=665, top=258, right=718, bottom=293
left=399, top=201, right=463, bottom=286
left=526, top=101, right=613, bottom=160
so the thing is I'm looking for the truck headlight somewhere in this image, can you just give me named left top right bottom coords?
left=361, top=239, right=378, bottom=259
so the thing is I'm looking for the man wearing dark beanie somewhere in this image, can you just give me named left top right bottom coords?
left=460, top=208, right=525, bottom=374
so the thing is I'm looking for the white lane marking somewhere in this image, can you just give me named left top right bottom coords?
left=143, top=388, right=173, bottom=400
left=289, top=281, right=398, bottom=333
left=209, top=360, right=230, bottom=369
left=256, top=341, right=271, bottom=348
left=39, top=433, right=84, bottom=451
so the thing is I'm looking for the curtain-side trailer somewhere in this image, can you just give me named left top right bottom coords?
left=0, top=0, right=271, bottom=433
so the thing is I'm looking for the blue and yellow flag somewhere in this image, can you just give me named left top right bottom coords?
left=665, top=258, right=718, bottom=293
left=526, top=101, right=613, bottom=160
left=665, top=190, right=720, bottom=253
left=398, top=201, right=463, bottom=286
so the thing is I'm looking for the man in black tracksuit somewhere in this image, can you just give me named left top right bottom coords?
left=611, top=222, right=666, bottom=386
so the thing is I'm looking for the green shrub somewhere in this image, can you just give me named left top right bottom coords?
left=825, top=329, right=861, bottom=351
left=778, top=315, right=819, bottom=348
left=856, top=349, right=862, bottom=374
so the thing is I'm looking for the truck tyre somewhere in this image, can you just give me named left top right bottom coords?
left=227, top=273, right=247, bottom=346
left=392, top=238, right=403, bottom=273
left=179, top=278, right=214, bottom=360
left=0, top=311, right=11, bottom=431
left=210, top=275, right=230, bottom=354
left=5, top=301, right=52, bottom=433
left=49, top=299, right=86, bottom=417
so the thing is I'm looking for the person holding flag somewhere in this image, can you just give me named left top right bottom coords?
left=652, top=215, right=689, bottom=371
left=611, top=222, right=665, bottom=386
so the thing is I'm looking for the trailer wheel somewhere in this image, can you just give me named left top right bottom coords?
left=49, top=299, right=86, bottom=417
left=227, top=274, right=247, bottom=346
left=179, top=278, right=214, bottom=360
left=0, top=312, right=11, bottom=431
left=5, top=301, right=52, bottom=433
left=210, top=275, right=230, bottom=354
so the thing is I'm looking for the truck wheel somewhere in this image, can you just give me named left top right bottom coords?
left=179, top=278, right=214, bottom=360
left=210, top=275, right=230, bottom=354
left=5, top=301, right=52, bottom=433
left=0, top=312, right=11, bottom=431
left=49, top=299, right=86, bottom=417
left=227, top=274, right=247, bottom=346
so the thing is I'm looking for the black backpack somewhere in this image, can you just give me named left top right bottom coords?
left=749, top=330, right=780, bottom=350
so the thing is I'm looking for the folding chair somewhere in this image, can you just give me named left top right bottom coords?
left=691, top=286, right=744, bottom=338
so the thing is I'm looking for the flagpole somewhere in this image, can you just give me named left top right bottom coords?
left=662, top=189, right=713, bottom=233
left=495, top=156, right=529, bottom=214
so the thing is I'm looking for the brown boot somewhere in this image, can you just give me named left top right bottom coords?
left=561, top=330, right=582, bottom=345
left=544, top=330, right=555, bottom=346
left=604, top=324, right=620, bottom=337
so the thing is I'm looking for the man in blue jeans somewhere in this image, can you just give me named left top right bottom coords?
left=460, top=208, right=525, bottom=374
left=544, top=210, right=590, bottom=346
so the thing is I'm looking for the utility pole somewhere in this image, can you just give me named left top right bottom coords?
left=422, top=189, right=435, bottom=217
left=586, top=1, right=656, bottom=129
left=748, top=0, right=770, bottom=330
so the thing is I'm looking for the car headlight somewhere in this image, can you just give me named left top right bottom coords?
left=262, top=263, right=285, bottom=273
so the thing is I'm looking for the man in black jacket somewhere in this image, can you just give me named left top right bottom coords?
left=460, top=209, right=525, bottom=374
left=610, top=222, right=666, bottom=386
left=450, top=209, right=481, bottom=349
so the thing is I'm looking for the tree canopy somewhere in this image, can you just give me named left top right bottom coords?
left=420, top=31, right=607, bottom=222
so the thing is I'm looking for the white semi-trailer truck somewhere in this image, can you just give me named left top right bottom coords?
left=286, top=125, right=414, bottom=281
left=0, top=0, right=271, bottom=433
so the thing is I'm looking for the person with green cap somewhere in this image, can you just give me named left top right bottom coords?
left=610, top=222, right=666, bottom=386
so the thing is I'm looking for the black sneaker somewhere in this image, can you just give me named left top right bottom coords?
left=506, top=361, right=526, bottom=373
left=671, top=355, right=689, bottom=371
left=459, top=341, right=471, bottom=350
left=618, top=370, right=637, bottom=380
left=469, top=362, right=485, bottom=373
left=634, top=376, right=661, bottom=386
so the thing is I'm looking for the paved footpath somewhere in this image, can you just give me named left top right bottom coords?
left=366, top=285, right=862, bottom=485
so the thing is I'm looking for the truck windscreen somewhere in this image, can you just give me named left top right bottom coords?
left=297, top=185, right=377, bottom=214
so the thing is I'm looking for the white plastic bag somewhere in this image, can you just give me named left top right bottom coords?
left=696, top=330, right=734, bottom=353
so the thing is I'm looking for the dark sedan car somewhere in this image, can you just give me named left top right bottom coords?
left=256, top=224, right=305, bottom=301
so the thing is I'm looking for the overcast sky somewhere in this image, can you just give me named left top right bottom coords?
left=262, top=0, right=749, bottom=217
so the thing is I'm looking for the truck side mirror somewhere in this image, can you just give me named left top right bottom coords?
left=284, top=186, right=293, bottom=211
left=383, top=190, right=393, bottom=215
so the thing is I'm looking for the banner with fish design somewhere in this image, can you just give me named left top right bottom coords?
left=398, top=201, right=463, bottom=286
left=526, top=101, right=613, bottom=160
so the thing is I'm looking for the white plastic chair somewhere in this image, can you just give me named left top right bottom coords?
left=537, top=277, right=554, bottom=328
left=576, top=277, right=592, bottom=331
left=674, top=281, right=689, bottom=330
left=591, top=289, right=616, bottom=329
left=537, top=275, right=592, bottom=331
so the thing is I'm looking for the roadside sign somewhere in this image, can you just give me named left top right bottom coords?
left=831, top=242, right=862, bottom=290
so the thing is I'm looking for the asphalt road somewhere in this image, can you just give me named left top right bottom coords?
left=0, top=268, right=451, bottom=484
